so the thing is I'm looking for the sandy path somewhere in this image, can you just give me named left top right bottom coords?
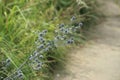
left=54, top=0, right=120, bottom=80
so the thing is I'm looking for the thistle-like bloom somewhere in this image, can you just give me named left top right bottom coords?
left=71, top=16, right=76, bottom=21
left=64, top=29, right=69, bottom=34
left=33, top=51, right=39, bottom=57
left=66, top=38, right=74, bottom=44
left=43, top=30, right=48, bottom=34
left=12, top=70, right=24, bottom=79
left=59, top=23, right=64, bottom=29
left=6, top=59, right=10, bottom=63
left=54, top=35, right=61, bottom=41
left=79, top=22, right=83, bottom=27
left=39, top=55, right=43, bottom=58
left=33, top=62, right=42, bottom=71
left=45, top=47, right=50, bottom=52
left=39, top=30, right=47, bottom=37
left=29, top=55, right=34, bottom=60
left=60, top=27, right=65, bottom=32
left=38, top=37, right=45, bottom=43
left=4, top=59, right=11, bottom=67
left=36, top=62, right=42, bottom=70
left=37, top=44, right=44, bottom=50
left=34, top=58, right=40, bottom=63
left=39, top=32, right=44, bottom=37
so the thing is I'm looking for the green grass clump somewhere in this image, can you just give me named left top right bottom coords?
left=0, top=0, right=97, bottom=80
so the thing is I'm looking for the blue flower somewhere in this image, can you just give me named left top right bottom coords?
left=43, top=30, right=48, bottom=34
left=6, top=59, right=10, bottom=63
left=16, top=70, right=24, bottom=79
left=36, top=63, right=42, bottom=70
left=5, top=59, right=11, bottom=67
left=45, top=47, right=50, bottom=52
left=64, top=29, right=69, bottom=34
left=39, top=33, right=44, bottom=37
left=33, top=51, right=39, bottom=57
left=67, top=40, right=71, bottom=44
left=38, top=37, right=45, bottom=43
left=59, top=23, right=65, bottom=29
left=34, top=58, right=40, bottom=63
left=60, top=27, right=65, bottom=32
left=39, top=55, right=43, bottom=58
left=71, top=16, right=76, bottom=21
left=29, top=55, right=34, bottom=60
left=37, top=44, right=44, bottom=50
left=79, top=22, right=83, bottom=27
left=33, top=62, right=43, bottom=71
left=66, top=38, right=74, bottom=44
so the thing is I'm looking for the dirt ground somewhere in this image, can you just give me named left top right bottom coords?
left=54, top=0, right=120, bottom=80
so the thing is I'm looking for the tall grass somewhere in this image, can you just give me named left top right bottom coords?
left=0, top=0, right=97, bottom=80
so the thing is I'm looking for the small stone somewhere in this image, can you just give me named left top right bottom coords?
left=56, top=74, right=60, bottom=77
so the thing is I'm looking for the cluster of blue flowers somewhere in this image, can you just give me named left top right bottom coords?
left=1, top=59, right=23, bottom=80
left=3, top=16, right=83, bottom=80
left=0, top=59, right=11, bottom=80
